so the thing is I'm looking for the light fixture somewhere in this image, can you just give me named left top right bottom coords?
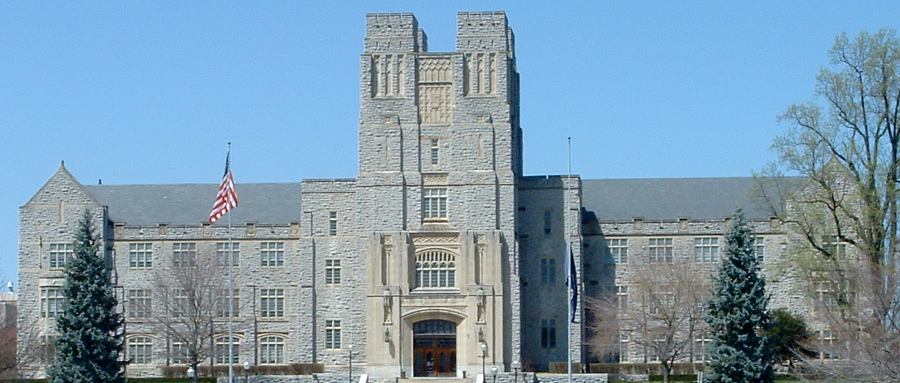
left=478, top=327, right=484, bottom=342
left=384, top=327, right=391, bottom=343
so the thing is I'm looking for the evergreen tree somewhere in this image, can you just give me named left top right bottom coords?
left=49, top=211, right=126, bottom=383
left=705, top=209, right=774, bottom=383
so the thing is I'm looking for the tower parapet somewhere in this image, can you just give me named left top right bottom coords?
left=456, top=11, right=513, bottom=53
left=365, top=13, right=426, bottom=53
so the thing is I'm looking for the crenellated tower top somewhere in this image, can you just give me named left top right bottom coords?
left=364, top=13, right=427, bottom=54
left=456, top=11, right=513, bottom=54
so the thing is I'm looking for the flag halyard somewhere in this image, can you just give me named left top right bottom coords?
left=209, top=151, right=238, bottom=223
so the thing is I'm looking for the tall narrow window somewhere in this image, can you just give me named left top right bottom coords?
left=260, top=242, right=285, bottom=267
left=430, top=139, right=440, bottom=165
left=694, top=237, right=719, bottom=263
left=329, top=212, right=338, bottom=236
left=325, top=320, right=342, bottom=349
left=325, top=259, right=342, bottom=286
left=609, top=238, right=628, bottom=264
left=823, top=235, right=847, bottom=259
left=129, top=243, right=153, bottom=269
left=540, top=258, right=556, bottom=285
left=423, top=188, right=448, bottom=219
left=49, top=243, right=73, bottom=269
left=260, top=289, right=284, bottom=318
left=648, top=238, right=674, bottom=263
left=752, top=237, right=765, bottom=262
left=217, top=242, right=239, bottom=267
left=544, top=209, right=552, bottom=234
left=259, top=336, right=285, bottom=364
left=616, top=285, right=628, bottom=310
left=540, top=318, right=557, bottom=348
left=172, top=243, right=196, bottom=267
left=127, top=289, right=152, bottom=319
left=619, top=332, right=631, bottom=363
left=171, top=289, right=187, bottom=318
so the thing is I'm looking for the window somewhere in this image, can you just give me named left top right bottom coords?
left=616, top=285, right=628, bottom=310
left=172, top=243, right=196, bottom=267
left=214, top=336, right=240, bottom=365
left=261, top=242, right=284, bottom=267
left=648, top=238, right=673, bottom=263
left=619, top=332, right=630, bottom=363
left=648, top=286, right=675, bottom=315
left=694, top=337, right=712, bottom=362
left=415, top=250, right=456, bottom=288
left=128, top=336, right=154, bottom=365
left=694, top=237, right=718, bottom=263
left=540, top=258, right=557, bottom=285
left=544, top=209, right=552, bottom=234
left=171, top=342, right=188, bottom=364
left=215, top=289, right=240, bottom=318
left=609, top=238, right=628, bottom=264
left=171, top=289, right=188, bottom=318
left=329, top=211, right=338, bottom=236
left=813, top=279, right=852, bottom=314
left=260, top=289, right=284, bottom=318
left=325, top=259, right=341, bottom=286
left=823, top=235, right=847, bottom=259
left=423, top=187, right=448, bottom=219
left=325, top=319, right=342, bottom=349
left=129, top=243, right=153, bottom=269
left=752, top=237, right=765, bottom=262
left=820, top=330, right=841, bottom=360
left=40, top=287, right=63, bottom=318
left=217, top=242, right=239, bottom=267
left=260, top=336, right=285, bottom=364
left=430, top=139, right=440, bottom=165
left=127, top=289, right=152, bottom=319
left=540, top=318, right=557, bottom=348
left=49, top=243, right=73, bottom=269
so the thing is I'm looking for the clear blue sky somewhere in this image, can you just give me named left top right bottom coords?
left=1, top=1, right=898, bottom=285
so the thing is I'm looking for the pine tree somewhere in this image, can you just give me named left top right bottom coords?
left=49, top=210, right=126, bottom=383
left=705, top=209, right=774, bottom=383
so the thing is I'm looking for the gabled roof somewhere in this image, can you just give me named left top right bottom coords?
left=580, top=177, right=778, bottom=222
left=84, top=183, right=303, bottom=226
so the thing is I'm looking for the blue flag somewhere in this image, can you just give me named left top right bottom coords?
left=566, top=246, right=578, bottom=322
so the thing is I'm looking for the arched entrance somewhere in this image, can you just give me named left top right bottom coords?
left=413, top=320, right=457, bottom=377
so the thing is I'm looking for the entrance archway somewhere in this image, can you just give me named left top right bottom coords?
left=413, top=319, right=457, bottom=377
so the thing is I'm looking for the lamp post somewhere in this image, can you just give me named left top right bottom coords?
left=480, top=343, right=487, bottom=379
left=187, top=367, right=196, bottom=383
left=243, top=361, right=250, bottom=383
left=512, top=360, right=521, bottom=383
left=348, top=344, right=354, bottom=383
left=491, top=366, right=498, bottom=383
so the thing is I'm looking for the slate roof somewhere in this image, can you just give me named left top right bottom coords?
left=580, top=177, right=778, bottom=222
left=80, top=177, right=788, bottom=226
left=84, top=183, right=303, bottom=226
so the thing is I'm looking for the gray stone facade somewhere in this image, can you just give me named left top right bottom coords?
left=17, top=11, right=808, bottom=381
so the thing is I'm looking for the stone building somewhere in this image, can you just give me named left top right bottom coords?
left=17, top=11, right=804, bottom=379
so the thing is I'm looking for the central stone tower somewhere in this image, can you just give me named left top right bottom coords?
left=357, top=11, right=522, bottom=378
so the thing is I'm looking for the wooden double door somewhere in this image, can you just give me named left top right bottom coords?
left=413, top=320, right=457, bottom=377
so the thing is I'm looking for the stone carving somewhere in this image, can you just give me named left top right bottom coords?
left=418, top=85, right=452, bottom=123
left=422, top=173, right=448, bottom=185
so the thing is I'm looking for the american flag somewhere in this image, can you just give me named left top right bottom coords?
left=209, top=149, right=237, bottom=223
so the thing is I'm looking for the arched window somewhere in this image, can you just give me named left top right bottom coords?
left=214, top=335, right=241, bottom=365
left=415, top=250, right=456, bottom=289
left=127, top=336, right=154, bottom=365
left=259, top=335, right=286, bottom=365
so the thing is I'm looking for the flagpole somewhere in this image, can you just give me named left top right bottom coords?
left=566, top=137, right=572, bottom=383
left=227, top=143, right=235, bottom=383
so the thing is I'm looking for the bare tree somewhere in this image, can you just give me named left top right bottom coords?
left=153, top=247, right=230, bottom=382
left=588, top=260, right=709, bottom=383
left=757, top=29, right=900, bottom=381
